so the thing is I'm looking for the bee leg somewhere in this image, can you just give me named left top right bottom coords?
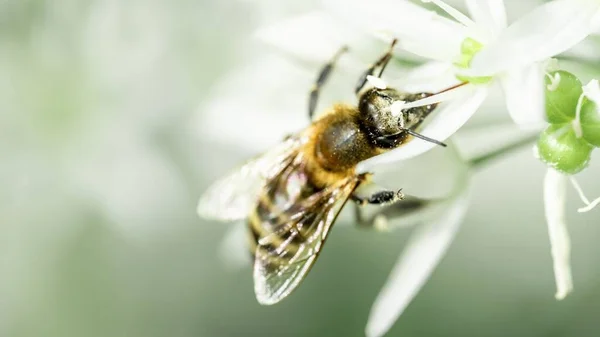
left=352, top=189, right=404, bottom=206
left=309, top=46, right=349, bottom=120
left=355, top=38, right=398, bottom=94
left=353, top=193, right=429, bottom=231
left=352, top=180, right=403, bottom=231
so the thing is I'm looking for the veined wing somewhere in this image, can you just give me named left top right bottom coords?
left=197, top=137, right=301, bottom=221
left=253, top=176, right=360, bottom=305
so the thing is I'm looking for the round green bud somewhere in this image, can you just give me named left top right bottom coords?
left=545, top=70, right=582, bottom=124
left=580, top=99, right=600, bottom=147
left=537, top=124, right=594, bottom=175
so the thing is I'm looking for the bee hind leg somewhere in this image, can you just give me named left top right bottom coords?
left=351, top=189, right=404, bottom=206
left=309, top=46, right=348, bottom=120
left=352, top=175, right=403, bottom=206
left=353, top=193, right=431, bottom=231
left=351, top=188, right=404, bottom=231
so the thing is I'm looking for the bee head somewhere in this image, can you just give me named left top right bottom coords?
left=358, top=88, right=437, bottom=148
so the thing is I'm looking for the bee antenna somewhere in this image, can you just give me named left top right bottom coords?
left=404, top=129, right=447, bottom=147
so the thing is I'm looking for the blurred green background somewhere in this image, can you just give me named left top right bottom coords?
left=1, top=1, right=600, bottom=336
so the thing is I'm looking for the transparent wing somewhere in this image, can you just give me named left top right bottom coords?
left=197, top=138, right=300, bottom=221
left=253, top=177, right=360, bottom=305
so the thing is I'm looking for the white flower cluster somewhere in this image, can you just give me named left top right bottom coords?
left=202, top=0, right=600, bottom=336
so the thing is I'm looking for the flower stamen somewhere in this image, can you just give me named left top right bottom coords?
left=570, top=176, right=591, bottom=205
left=573, top=93, right=585, bottom=138
left=570, top=177, right=600, bottom=213
left=579, top=198, right=600, bottom=213
left=397, top=82, right=470, bottom=110
left=546, top=72, right=561, bottom=92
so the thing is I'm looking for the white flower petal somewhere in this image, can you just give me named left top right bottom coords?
left=500, top=62, right=546, bottom=128
left=322, top=0, right=468, bottom=61
left=357, top=86, right=488, bottom=173
left=198, top=56, right=308, bottom=151
left=469, top=0, right=600, bottom=76
left=424, top=0, right=476, bottom=28
left=366, top=191, right=469, bottom=337
left=255, top=11, right=355, bottom=64
left=466, top=0, right=507, bottom=36
left=390, top=61, right=457, bottom=93
left=543, top=168, right=573, bottom=300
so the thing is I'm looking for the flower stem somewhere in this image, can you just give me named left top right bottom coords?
left=468, top=133, right=539, bottom=169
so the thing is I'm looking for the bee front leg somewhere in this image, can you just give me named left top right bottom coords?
left=355, top=38, right=398, bottom=94
left=309, top=46, right=348, bottom=120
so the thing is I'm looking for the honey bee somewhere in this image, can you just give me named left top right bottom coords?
left=198, top=39, right=447, bottom=305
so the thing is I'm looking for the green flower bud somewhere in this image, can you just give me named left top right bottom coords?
left=545, top=70, right=582, bottom=124
left=580, top=99, right=600, bottom=147
left=537, top=124, right=593, bottom=175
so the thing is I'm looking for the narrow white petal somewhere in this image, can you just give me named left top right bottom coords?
left=543, top=169, right=573, bottom=300
left=500, top=63, right=546, bottom=128
left=322, top=0, right=468, bottom=61
left=469, top=0, right=600, bottom=76
left=357, top=86, right=488, bottom=173
left=366, top=192, right=469, bottom=337
left=424, top=0, right=476, bottom=28
left=466, top=0, right=507, bottom=35
left=255, top=11, right=353, bottom=64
